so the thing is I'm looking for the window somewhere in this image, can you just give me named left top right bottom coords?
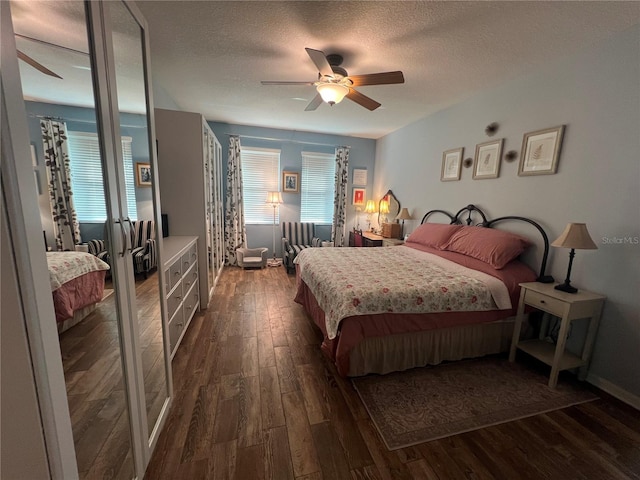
left=240, top=147, right=280, bottom=224
left=67, top=131, right=137, bottom=222
left=300, top=151, right=335, bottom=224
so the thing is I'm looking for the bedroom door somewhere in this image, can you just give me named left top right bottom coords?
left=4, top=1, right=170, bottom=478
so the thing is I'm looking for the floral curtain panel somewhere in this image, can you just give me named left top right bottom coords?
left=41, top=119, right=81, bottom=251
left=331, top=146, right=350, bottom=246
left=224, top=135, right=247, bottom=265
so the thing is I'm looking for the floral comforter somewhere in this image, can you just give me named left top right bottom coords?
left=294, top=246, right=511, bottom=339
left=46, top=251, right=110, bottom=291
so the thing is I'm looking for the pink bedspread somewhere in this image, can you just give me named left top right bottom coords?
left=294, top=245, right=536, bottom=376
left=52, top=271, right=106, bottom=323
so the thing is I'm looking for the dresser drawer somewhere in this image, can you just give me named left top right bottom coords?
left=182, top=264, right=198, bottom=294
left=183, top=282, right=199, bottom=320
left=524, top=289, right=566, bottom=316
left=169, top=261, right=182, bottom=290
left=168, top=308, right=185, bottom=354
left=166, top=285, right=183, bottom=318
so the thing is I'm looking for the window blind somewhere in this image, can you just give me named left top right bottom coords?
left=67, top=131, right=137, bottom=222
left=300, top=151, right=335, bottom=224
left=240, top=147, right=281, bottom=224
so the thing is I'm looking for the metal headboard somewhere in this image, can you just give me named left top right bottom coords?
left=420, top=204, right=553, bottom=283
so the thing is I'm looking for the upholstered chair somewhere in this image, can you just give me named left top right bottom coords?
left=130, top=220, right=157, bottom=277
left=281, top=222, right=321, bottom=273
left=236, top=247, right=268, bottom=269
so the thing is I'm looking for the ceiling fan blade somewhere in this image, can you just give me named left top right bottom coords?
left=17, top=50, right=63, bottom=79
left=346, top=88, right=381, bottom=111
left=305, top=48, right=334, bottom=78
left=261, top=80, right=315, bottom=85
left=349, top=71, right=405, bottom=87
left=304, top=94, right=323, bottom=112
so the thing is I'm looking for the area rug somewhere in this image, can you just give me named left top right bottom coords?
left=352, top=356, right=598, bottom=450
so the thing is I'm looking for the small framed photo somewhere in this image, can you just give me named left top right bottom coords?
left=473, top=139, right=503, bottom=179
left=136, top=163, right=152, bottom=187
left=282, top=171, right=299, bottom=193
left=352, top=187, right=365, bottom=206
left=441, top=147, right=463, bottom=181
left=353, top=168, right=367, bottom=186
left=518, top=125, right=565, bottom=176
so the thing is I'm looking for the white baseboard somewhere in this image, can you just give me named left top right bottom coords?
left=587, top=373, right=640, bottom=410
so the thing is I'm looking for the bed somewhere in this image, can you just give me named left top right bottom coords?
left=47, top=251, right=110, bottom=333
left=294, top=204, right=553, bottom=376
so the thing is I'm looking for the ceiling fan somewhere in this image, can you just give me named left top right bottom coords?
left=261, top=48, right=405, bottom=111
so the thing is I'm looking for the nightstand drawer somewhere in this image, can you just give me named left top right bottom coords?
left=524, top=289, right=565, bottom=316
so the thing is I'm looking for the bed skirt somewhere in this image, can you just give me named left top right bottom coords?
left=57, top=303, right=97, bottom=334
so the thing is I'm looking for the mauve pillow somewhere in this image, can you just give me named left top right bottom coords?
left=406, top=223, right=462, bottom=250
left=443, top=226, right=531, bottom=269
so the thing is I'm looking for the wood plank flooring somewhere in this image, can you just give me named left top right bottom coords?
left=145, top=266, right=640, bottom=479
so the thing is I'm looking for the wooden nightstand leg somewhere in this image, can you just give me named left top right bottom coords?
left=549, top=314, right=571, bottom=389
left=509, top=289, right=527, bottom=362
left=578, top=303, right=604, bottom=381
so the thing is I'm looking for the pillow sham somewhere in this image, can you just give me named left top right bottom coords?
left=443, top=226, right=531, bottom=269
left=406, top=223, right=462, bottom=250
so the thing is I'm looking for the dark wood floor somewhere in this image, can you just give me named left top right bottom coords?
left=145, top=266, right=640, bottom=480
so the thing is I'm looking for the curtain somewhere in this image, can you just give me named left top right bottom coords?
left=41, top=119, right=81, bottom=251
left=224, top=135, right=247, bottom=265
left=331, top=146, right=349, bottom=246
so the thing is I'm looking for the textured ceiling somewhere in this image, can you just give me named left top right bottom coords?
left=12, top=1, right=640, bottom=139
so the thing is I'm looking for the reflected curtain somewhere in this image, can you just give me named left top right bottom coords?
left=224, top=135, right=247, bottom=265
left=41, top=119, right=81, bottom=250
left=331, top=146, right=349, bottom=246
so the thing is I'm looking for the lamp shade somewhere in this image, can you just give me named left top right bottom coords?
left=551, top=223, right=597, bottom=250
left=317, top=83, right=349, bottom=105
left=379, top=199, right=390, bottom=214
left=396, top=208, right=413, bottom=221
left=364, top=200, right=377, bottom=214
left=266, top=191, right=283, bottom=205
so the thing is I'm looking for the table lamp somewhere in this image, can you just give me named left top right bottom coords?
left=266, top=191, right=283, bottom=267
left=379, top=199, right=390, bottom=224
left=396, top=208, right=413, bottom=239
left=551, top=223, right=597, bottom=293
left=364, top=200, right=377, bottom=231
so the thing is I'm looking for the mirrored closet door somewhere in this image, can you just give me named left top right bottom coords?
left=6, top=1, right=170, bottom=477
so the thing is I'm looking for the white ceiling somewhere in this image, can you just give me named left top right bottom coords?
left=12, top=1, right=640, bottom=139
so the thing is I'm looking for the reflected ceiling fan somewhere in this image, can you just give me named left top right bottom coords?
left=261, top=48, right=405, bottom=111
left=13, top=33, right=89, bottom=80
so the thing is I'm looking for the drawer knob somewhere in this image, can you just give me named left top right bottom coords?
left=540, top=300, right=546, bottom=304
left=176, top=295, right=182, bottom=300
left=186, top=305, right=192, bottom=310
left=174, top=271, right=180, bottom=276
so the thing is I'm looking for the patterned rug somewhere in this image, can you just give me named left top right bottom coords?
left=352, top=356, right=598, bottom=450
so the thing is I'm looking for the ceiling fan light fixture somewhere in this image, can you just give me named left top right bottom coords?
left=317, top=83, right=349, bottom=106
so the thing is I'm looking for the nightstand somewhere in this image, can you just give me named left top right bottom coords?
left=382, top=238, right=404, bottom=247
left=509, top=282, right=606, bottom=388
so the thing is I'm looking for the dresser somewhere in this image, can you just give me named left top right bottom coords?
left=162, top=236, right=200, bottom=359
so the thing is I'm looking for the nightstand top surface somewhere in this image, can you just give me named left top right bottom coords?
left=519, top=281, right=606, bottom=302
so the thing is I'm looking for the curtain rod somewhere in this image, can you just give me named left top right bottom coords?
left=28, top=113, right=145, bottom=129
left=226, top=133, right=350, bottom=149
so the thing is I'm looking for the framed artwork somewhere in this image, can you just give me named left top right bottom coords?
left=473, top=139, right=503, bottom=179
left=352, top=187, right=365, bottom=206
left=282, top=171, right=299, bottom=193
left=441, top=147, right=464, bottom=181
left=353, top=168, right=368, bottom=186
left=518, top=125, right=565, bottom=176
left=136, top=163, right=152, bottom=187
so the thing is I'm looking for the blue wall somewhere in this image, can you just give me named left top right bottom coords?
left=24, top=101, right=153, bottom=245
left=208, top=122, right=377, bottom=256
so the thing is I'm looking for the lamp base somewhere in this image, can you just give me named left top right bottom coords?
left=554, top=282, right=578, bottom=294
left=537, top=275, right=555, bottom=284
left=267, top=258, right=282, bottom=267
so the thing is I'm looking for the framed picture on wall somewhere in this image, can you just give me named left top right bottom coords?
left=441, top=147, right=463, bottom=181
left=352, top=187, right=365, bottom=206
left=518, top=125, right=565, bottom=176
left=282, top=171, right=299, bottom=193
left=136, top=163, right=152, bottom=187
left=473, top=139, right=503, bottom=179
left=353, top=168, right=367, bottom=186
